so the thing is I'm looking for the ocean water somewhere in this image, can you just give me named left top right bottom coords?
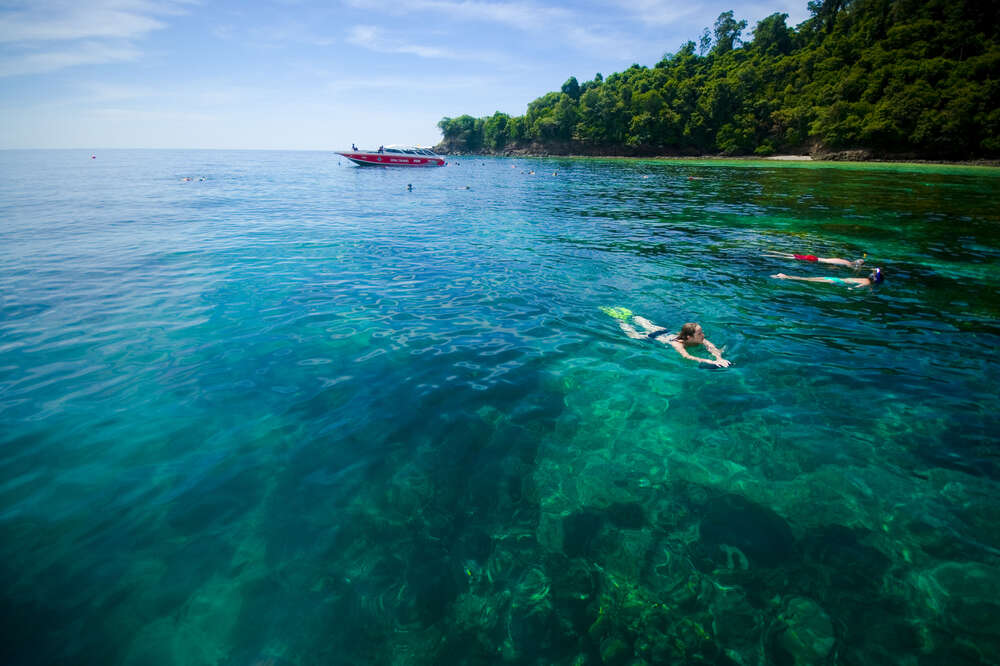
left=1, top=149, right=999, bottom=665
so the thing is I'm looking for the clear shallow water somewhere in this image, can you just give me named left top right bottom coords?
left=1, top=150, right=999, bottom=665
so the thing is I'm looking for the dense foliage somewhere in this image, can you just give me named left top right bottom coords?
left=437, top=0, right=1000, bottom=158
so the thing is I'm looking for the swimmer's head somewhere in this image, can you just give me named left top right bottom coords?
left=678, top=322, right=704, bottom=343
left=870, top=268, right=884, bottom=284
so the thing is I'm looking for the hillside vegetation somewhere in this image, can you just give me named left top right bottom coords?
left=436, top=0, right=1000, bottom=159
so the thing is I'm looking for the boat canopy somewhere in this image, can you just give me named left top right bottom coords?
left=382, top=145, right=439, bottom=156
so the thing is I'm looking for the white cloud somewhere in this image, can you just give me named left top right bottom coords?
left=0, top=0, right=192, bottom=43
left=562, top=25, right=642, bottom=61
left=341, top=0, right=643, bottom=59
left=0, top=0, right=193, bottom=76
left=343, top=0, right=572, bottom=32
left=345, top=24, right=457, bottom=58
left=609, top=0, right=810, bottom=32
left=0, top=42, right=142, bottom=77
left=609, top=0, right=701, bottom=27
left=211, top=16, right=338, bottom=48
left=325, top=74, right=490, bottom=93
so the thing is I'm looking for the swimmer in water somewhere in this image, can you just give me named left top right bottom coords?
left=764, top=251, right=865, bottom=269
left=771, top=267, right=884, bottom=288
left=606, top=310, right=731, bottom=367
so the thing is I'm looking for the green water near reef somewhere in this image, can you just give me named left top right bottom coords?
left=0, top=151, right=999, bottom=665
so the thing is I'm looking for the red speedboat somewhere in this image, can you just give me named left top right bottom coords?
left=336, top=145, right=446, bottom=167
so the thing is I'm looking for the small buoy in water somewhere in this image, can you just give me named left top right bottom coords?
left=407, top=183, right=413, bottom=191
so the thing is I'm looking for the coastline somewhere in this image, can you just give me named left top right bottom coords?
left=435, top=140, right=999, bottom=167
left=437, top=149, right=1000, bottom=168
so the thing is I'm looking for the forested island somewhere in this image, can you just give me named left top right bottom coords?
left=435, top=0, right=999, bottom=160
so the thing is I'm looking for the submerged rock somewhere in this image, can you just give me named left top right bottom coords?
left=915, top=561, right=1000, bottom=660
left=919, top=561, right=1000, bottom=634
left=769, top=596, right=836, bottom=665
left=563, top=509, right=605, bottom=558
left=607, top=501, right=646, bottom=529
left=799, top=524, right=890, bottom=593
left=599, top=635, right=631, bottom=665
left=695, top=494, right=797, bottom=571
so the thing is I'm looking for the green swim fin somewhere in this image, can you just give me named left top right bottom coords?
left=600, top=306, right=633, bottom=320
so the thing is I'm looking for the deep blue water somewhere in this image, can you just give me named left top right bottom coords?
left=1, top=150, right=999, bottom=665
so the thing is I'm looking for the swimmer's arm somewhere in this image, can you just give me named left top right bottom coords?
left=670, top=340, right=729, bottom=367
left=702, top=339, right=732, bottom=367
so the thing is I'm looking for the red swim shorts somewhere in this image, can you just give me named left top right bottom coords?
left=794, top=254, right=818, bottom=262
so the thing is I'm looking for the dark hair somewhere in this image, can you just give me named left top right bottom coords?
left=678, top=322, right=700, bottom=340
left=870, top=268, right=884, bottom=284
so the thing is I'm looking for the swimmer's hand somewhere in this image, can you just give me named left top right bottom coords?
left=702, top=358, right=731, bottom=368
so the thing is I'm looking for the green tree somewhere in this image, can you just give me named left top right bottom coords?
left=438, top=0, right=1000, bottom=158
left=483, top=112, right=511, bottom=151
left=713, top=11, right=747, bottom=55
left=561, top=76, right=581, bottom=101
left=752, top=13, right=793, bottom=56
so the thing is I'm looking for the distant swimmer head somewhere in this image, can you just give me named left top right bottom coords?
left=870, top=268, right=884, bottom=284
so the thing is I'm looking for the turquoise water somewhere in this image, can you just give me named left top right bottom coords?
left=1, top=150, right=999, bottom=665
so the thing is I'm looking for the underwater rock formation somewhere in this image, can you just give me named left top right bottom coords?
left=769, top=596, right=836, bottom=665
left=694, top=493, right=798, bottom=571
left=915, top=561, right=1000, bottom=662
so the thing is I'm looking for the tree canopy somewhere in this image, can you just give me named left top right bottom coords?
left=437, top=0, right=1000, bottom=158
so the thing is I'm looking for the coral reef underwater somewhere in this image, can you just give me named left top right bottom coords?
left=294, top=369, right=1000, bottom=666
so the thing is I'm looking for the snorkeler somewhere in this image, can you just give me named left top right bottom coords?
left=771, top=267, right=884, bottom=288
left=602, top=308, right=731, bottom=367
left=763, top=251, right=865, bottom=268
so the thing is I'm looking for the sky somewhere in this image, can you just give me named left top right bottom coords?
left=0, top=1, right=810, bottom=150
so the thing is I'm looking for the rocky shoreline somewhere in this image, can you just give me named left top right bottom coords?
left=435, top=142, right=1000, bottom=167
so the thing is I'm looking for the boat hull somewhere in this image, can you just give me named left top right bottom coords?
left=336, top=151, right=445, bottom=167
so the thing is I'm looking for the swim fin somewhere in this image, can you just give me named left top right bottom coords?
left=600, top=306, right=633, bottom=321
